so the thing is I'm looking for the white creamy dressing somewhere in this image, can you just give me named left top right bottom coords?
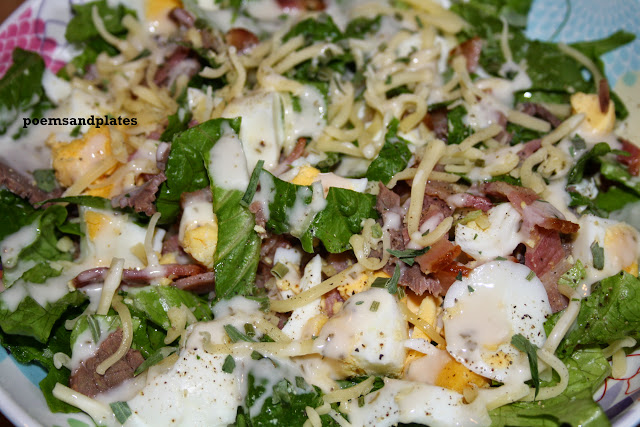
left=455, top=202, right=525, bottom=261
left=208, top=126, right=250, bottom=191
left=281, top=85, right=327, bottom=155
left=178, top=197, right=215, bottom=242
left=286, top=181, right=327, bottom=237
left=77, top=207, right=163, bottom=271
left=443, top=261, right=551, bottom=384
left=572, top=214, right=640, bottom=287
left=343, top=378, right=491, bottom=427
left=222, top=92, right=283, bottom=172
left=0, top=222, right=38, bottom=270
left=0, top=273, right=73, bottom=312
left=69, top=317, right=114, bottom=372
left=314, top=287, right=408, bottom=376
left=281, top=255, right=323, bottom=340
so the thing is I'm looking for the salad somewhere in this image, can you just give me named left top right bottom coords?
left=0, top=0, right=639, bottom=425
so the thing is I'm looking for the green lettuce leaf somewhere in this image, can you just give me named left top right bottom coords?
left=0, top=291, right=86, bottom=343
left=238, top=368, right=339, bottom=426
left=0, top=48, right=53, bottom=137
left=546, top=271, right=640, bottom=357
left=300, top=187, right=378, bottom=253
left=0, top=189, right=39, bottom=241
left=0, top=309, right=84, bottom=413
left=365, top=118, right=412, bottom=185
left=124, top=286, right=213, bottom=331
left=489, top=348, right=610, bottom=426
left=59, top=0, right=136, bottom=79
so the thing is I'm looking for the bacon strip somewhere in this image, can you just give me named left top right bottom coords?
left=618, top=139, right=640, bottom=176
left=450, top=36, right=482, bottom=72
left=225, top=28, right=259, bottom=53
left=524, top=227, right=569, bottom=312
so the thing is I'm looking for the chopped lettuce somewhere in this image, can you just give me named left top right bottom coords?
left=0, top=314, right=83, bottom=413
left=546, top=272, right=640, bottom=357
left=59, top=0, right=136, bottom=79
left=0, top=48, right=53, bottom=138
left=238, top=369, right=339, bottom=427
left=490, top=348, right=610, bottom=426
left=365, top=118, right=412, bottom=185
left=251, top=170, right=377, bottom=253
left=124, top=286, right=213, bottom=331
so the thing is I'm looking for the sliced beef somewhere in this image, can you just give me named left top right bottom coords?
left=276, top=0, right=326, bottom=11
left=519, top=103, right=562, bottom=128
left=225, top=28, right=259, bottom=53
left=384, top=261, right=444, bottom=297
left=154, top=46, right=200, bottom=88
left=517, top=138, right=542, bottom=160
left=69, top=329, right=144, bottom=397
left=169, top=8, right=195, bottom=28
left=323, top=288, right=344, bottom=317
left=0, top=161, right=61, bottom=205
left=72, top=264, right=207, bottom=288
left=450, top=36, right=483, bottom=72
left=422, top=107, right=448, bottom=141
left=173, top=271, right=215, bottom=293
left=111, top=172, right=166, bottom=216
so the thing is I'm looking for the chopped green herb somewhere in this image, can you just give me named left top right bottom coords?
left=370, top=301, right=380, bottom=312
left=70, top=124, right=82, bottom=137
left=222, top=354, right=236, bottom=373
left=590, top=241, right=605, bottom=270
left=244, top=323, right=256, bottom=338
left=271, top=262, right=290, bottom=279
left=526, top=271, right=536, bottom=281
left=387, top=247, right=430, bottom=266
left=386, top=263, right=401, bottom=295
left=415, top=16, right=424, bottom=28
left=291, top=95, right=302, bottom=112
left=371, top=223, right=383, bottom=239
left=251, top=350, right=264, bottom=360
left=397, top=286, right=406, bottom=300
left=511, top=334, right=540, bottom=398
left=473, top=233, right=478, bottom=240
left=355, top=301, right=364, bottom=305
left=86, top=314, right=101, bottom=344
left=456, top=272, right=463, bottom=281
left=240, top=160, right=265, bottom=207
left=110, top=401, right=132, bottom=424
left=468, top=285, right=475, bottom=293
left=371, top=277, right=388, bottom=288
left=224, top=324, right=254, bottom=343
left=496, top=256, right=507, bottom=261
left=33, top=169, right=57, bottom=192
left=558, top=260, right=586, bottom=289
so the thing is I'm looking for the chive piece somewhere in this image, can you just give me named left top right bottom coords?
left=371, top=223, right=383, bottom=239
left=251, top=350, right=264, bottom=360
left=591, top=241, right=605, bottom=270
left=134, top=347, right=177, bottom=376
left=495, top=256, right=506, bottom=261
left=355, top=301, right=364, bottom=305
left=511, top=334, right=540, bottom=398
left=271, top=262, right=290, bottom=279
left=224, top=324, right=254, bottom=343
left=456, top=209, right=482, bottom=226
left=387, top=247, right=430, bottom=266
left=468, top=285, right=475, bottom=293
left=386, top=263, right=401, bottom=295
left=456, top=271, right=463, bottom=281
left=70, top=124, right=82, bottom=137
left=244, top=323, right=256, bottom=338
left=415, top=16, right=424, bottom=28
left=358, top=395, right=365, bottom=407
left=397, top=286, right=406, bottom=300
left=86, top=315, right=101, bottom=344
left=526, top=271, right=536, bottom=281
left=371, top=277, right=388, bottom=288
left=295, top=376, right=306, bottom=389
left=240, top=160, right=265, bottom=207
left=110, top=402, right=132, bottom=424
left=370, top=301, right=380, bottom=312
left=222, top=355, right=236, bottom=373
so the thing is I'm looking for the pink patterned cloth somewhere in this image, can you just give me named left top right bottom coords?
left=0, top=7, right=63, bottom=76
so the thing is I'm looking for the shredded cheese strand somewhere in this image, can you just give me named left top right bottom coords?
left=96, top=257, right=125, bottom=316
left=96, top=295, right=134, bottom=375
left=324, top=376, right=376, bottom=404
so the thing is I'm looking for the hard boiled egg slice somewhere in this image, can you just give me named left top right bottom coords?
left=455, top=202, right=523, bottom=262
left=572, top=214, right=640, bottom=288
left=442, top=260, right=551, bottom=383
